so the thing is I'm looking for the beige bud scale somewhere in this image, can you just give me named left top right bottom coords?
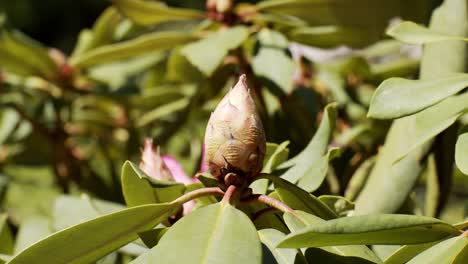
left=204, top=75, right=266, bottom=183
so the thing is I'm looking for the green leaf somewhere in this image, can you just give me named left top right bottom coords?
left=288, top=26, right=374, bottom=48
left=407, top=234, right=468, bottom=264
left=138, top=228, right=168, bottom=248
left=253, top=47, right=295, bottom=94
left=8, top=203, right=178, bottom=264
left=392, top=93, right=468, bottom=163
left=387, top=21, right=468, bottom=45
left=13, top=216, right=53, bottom=254
left=318, top=195, right=354, bottom=216
left=136, top=97, right=191, bottom=127
left=368, top=73, right=468, bottom=119
left=257, top=28, right=289, bottom=48
left=53, top=195, right=124, bottom=231
left=113, top=0, right=203, bottom=26
left=132, top=203, right=262, bottom=264
left=70, top=31, right=195, bottom=68
left=455, top=133, right=468, bottom=175
left=355, top=0, right=468, bottom=214
left=278, top=214, right=461, bottom=248
left=258, top=229, right=305, bottom=264
left=280, top=103, right=338, bottom=192
left=256, top=0, right=429, bottom=45
left=269, top=176, right=337, bottom=220
left=384, top=242, right=437, bottom=264
left=181, top=26, right=249, bottom=76
left=0, top=28, right=58, bottom=78
left=0, top=214, right=13, bottom=255
left=262, top=141, right=290, bottom=174
left=121, top=161, right=185, bottom=207
left=283, top=211, right=382, bottom=263
left=344, top=156, right=375, bottom=201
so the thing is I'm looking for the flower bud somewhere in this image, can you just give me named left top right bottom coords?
left=139, top=139, right=173, bottom=181
left=204, top=74, right=266, bottom=182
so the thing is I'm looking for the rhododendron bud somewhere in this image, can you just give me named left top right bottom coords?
left=139, top=139, right=173, bottom=181
left=204, top=74, right=266, bottom=183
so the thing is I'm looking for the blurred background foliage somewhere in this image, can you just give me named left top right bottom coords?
left=0, top=0, right=466, bottom=262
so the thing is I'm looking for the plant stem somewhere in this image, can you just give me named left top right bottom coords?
left=173, top=187, right=224, bottom=205
left=242, top=194, right=304, bottom=221
left=221, top=185, right=237, bottom=205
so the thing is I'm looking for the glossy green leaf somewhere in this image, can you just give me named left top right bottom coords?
left=0, top=214, right=13, bottom=255
left=258, top=229, right=305, bottom=264
left=113, top=0, right=203, bottom=26
left=262, top=141, right=290, bottom=174
left=253, top=47, right=295, bottom=94
left=0, top=28, right=58, bottom=78
left=283, top=211, right=382, bottom=263
left=181, top=26, right=249, bottom=76
left=355, top=0, right=468, bottom=214
left=393, top=93, right=468, bottom=163
left=280, top=103, right=338, bottom=192
left=455, top=133, right=468, bottom=175
left=368, top=73, right=468, bottom=119
left=8, top=203, right=178, bottom=264
left=70, top=31, right=195, bottom=68
left=288, top=26, right=373, bottom=48
left=121, top=161, right=185, bottom=207
left=278, top=214, right=461, bottom=248
left=387, top=21, right=468, bottom=44
left=132, top=203, right=262, bottom=264
left=407, top=234, right=468, bottom=264
left=269, top=175, right=337, bottom=220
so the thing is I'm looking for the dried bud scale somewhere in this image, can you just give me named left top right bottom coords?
left=204, top=75, right=266, bottom=184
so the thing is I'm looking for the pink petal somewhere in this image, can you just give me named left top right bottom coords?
left=161, top=155, right=193, bottom=185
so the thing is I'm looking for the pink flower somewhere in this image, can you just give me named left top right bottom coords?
left=139, top=138, right=203, bottom=215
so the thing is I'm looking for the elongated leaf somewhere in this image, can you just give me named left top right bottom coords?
left=283, top=211, right=382, bottom=263
left=355, top=0, right=468, bottom=214
left=121, top=161, right=185, bottom=207
left=0, top=214, right=13, bottom=255
left=278, top=214, right=461, bottom=248
left=269, top=176, right=337, bottom=220
left=455, top=133, right=468, bottom=175
left=253, top=47, right=295, bottom=94
left=384, top=242, right=437, bottom=264
left=9, top=203, right=178, bottom=264
left=113, top=0, right=203, bottom=26
left=14, top=216, right=53, bottom=254
left=280, top=103, right=338, bottom=192
left=392, top=93, right=468, bottom=163
left=288, top=26, right=373, bottom=48
left=181, top=26, right=249, bottom=76
left=258, top=229, right=305, bottom=264
left=136, top=98, right=190, bottom=127
left=0, top=29, right=58, bottom=78
left=256, top=0, right=428, bottom=45
left=70, top=31, right=195, bottom=67
left=368, top=73, right=468, bottom=119
left=407, top=234, right=468, bottom=263
left=387, top=21, right=468, bottom=44
left=132, top=203, right=261, bottom=264
left=262, top=141, right=290, bottom=174
left=53, top=195, right=124, bottom=231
